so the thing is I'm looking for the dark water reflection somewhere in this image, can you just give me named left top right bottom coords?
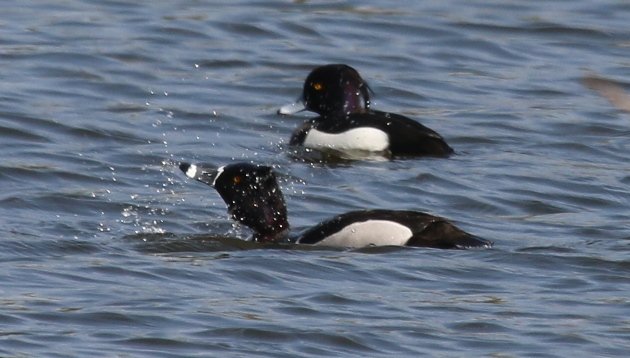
left=1, top=0, right=629, bottom=356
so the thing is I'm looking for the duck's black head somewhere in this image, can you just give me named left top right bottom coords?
left=303, top=64, right=372, bottom=116
left=278, top=64, right=372, bottom=117
left=179, top=162, right=290, bottom=243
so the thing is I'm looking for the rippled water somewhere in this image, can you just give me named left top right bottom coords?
left=1, top=0, right=629, bottom=356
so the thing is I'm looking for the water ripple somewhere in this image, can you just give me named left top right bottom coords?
left=1, top=0, right=630, bottom=356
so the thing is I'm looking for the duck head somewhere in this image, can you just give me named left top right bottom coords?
left=278, top=64, right=372, bottom=117
left=180, top=162, right=290, bottom=243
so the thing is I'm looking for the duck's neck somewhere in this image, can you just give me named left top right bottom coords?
left=252, top=227, right=291, bottom=244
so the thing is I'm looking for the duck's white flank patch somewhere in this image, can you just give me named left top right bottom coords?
left=212, top=165, right=225, bottom=186
left=303, top=127, right=389, bottom=152
left=313, top=220, right=412, bottom=248
left=184, top=164, right=198, bottom=179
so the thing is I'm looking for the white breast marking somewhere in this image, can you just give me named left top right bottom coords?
left=303, top=127, right=389, bottom=152
left=313, top=220, right=413, bottom=248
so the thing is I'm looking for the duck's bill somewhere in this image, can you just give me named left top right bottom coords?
left=277, top=101, right=306, bottom=115
left=179, top=162, right=221, bottom=187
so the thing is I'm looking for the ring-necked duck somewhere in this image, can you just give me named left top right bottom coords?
left=179, top=162, right=491, bottom=249
left=278, top=64, right=454, bottom=158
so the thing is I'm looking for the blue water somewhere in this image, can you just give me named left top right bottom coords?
left=1, top=0, right=629, bottom=356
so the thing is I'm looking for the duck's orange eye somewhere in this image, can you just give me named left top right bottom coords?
left=233, top=175, right=242, bottom=185
left=312, top=82, right=323, bottom=91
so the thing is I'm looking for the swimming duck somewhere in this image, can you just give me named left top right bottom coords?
left=278, top=64, right=454, bottom=157
left=179, top=162, right=491, bottom=249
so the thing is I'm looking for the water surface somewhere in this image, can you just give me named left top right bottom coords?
left=1, top=0, right=629, bottom=356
